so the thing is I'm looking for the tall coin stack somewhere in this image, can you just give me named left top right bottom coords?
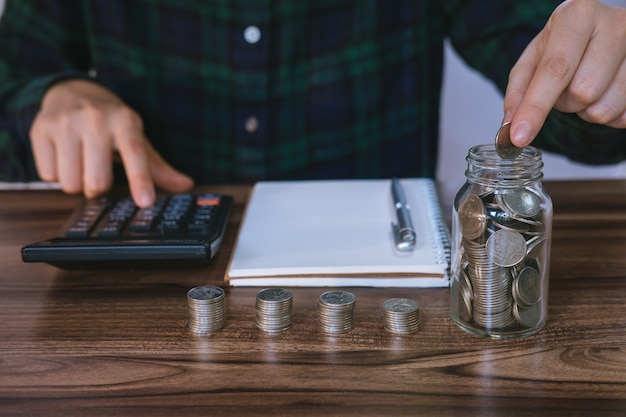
left=382, top=298, right=421, bottom=334
left=254, top=288, right=294, bottom=333
left=187, top=285, right=226, bottom=335
left=317, top=290, right=357, bottom=334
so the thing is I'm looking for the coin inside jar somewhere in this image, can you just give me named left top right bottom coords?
left=512, top=266, right=541, bottom=307
left=485, top=229, right=527, bottom=267
left=513, top=301, right=543, bottom=328
left=458, top=194, right=487, bottom=240
left=498, top=189, right=541, bottom=218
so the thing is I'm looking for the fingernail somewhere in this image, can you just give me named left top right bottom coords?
left=136, top=189, right=155, bottom=207
left=512, top=122, right=533, bottom=147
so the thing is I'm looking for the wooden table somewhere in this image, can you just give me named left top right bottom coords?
left=1, top=180, right=625, bottom=416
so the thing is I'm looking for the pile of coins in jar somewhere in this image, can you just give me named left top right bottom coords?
left=454, top=186, right=548, bottom=332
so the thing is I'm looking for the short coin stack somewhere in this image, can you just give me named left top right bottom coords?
left=187, top=285, right=227, bottom=335
left=317, top=290, right=357, bottom=334
left=255, top=288, right=294, bottom=333
left=382, top=298, right=421, bottom=334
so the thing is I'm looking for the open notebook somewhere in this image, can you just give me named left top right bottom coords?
left=225, top=179, right=450, bottom=287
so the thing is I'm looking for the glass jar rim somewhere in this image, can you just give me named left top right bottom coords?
left=465, top=144, right=544, bottom=187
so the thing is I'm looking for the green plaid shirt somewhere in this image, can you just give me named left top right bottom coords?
left=0, top=0, right=624, bottom=183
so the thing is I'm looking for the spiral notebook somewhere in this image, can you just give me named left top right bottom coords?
left=225, top=178, right=450, bottom=287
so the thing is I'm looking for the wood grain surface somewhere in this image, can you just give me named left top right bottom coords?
left=0, top=181, right=625, bottom=417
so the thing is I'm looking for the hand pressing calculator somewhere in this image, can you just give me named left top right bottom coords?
left=21, top=192, right=233, bottom=268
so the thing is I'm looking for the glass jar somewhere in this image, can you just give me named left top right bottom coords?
left=450, top=144, right=552, bottom=338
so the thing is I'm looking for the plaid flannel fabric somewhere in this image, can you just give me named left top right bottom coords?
left=1, top=0, right=622, bottom=183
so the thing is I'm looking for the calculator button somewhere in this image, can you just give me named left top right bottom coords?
left=128, top=219, right=154, bottom=233
left=158, top=220, right=184, bottom=235
left=97, top=226, right=122, bottom=237
left=65, top=226, right=91, bottom=238
left=96, top=220, right=127, bottom=237
left=196, top=194, right=221, bottom=206
left=64, top=198, right=110, bottom=237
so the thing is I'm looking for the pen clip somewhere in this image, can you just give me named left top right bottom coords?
left=392, top=222, right=416, bottom=252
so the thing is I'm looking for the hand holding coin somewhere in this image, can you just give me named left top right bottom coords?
left=495, top=122, right=523, bottom=159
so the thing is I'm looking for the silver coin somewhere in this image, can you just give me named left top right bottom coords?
left=459, top=290, right=472, bottom=322
left=382, top=298, right=418, bottom=313
left=187, top=286, right=227, bottom=334
left=257, top=288, right=293, bottom=302
left=254, top=319, right=293, bottom=333
left=255, top=288, right=293, bottom=333
left=512, top=266, right=541, bottom=307
left=317, top=291, right=356, bottom=334
left=485, top=229, right=527, bottom=267
left=500, top=189, right=541, bottom=218
left=526, top=236, right=547, bottom=259
left=187, top=285, right=224, bottom=302
left=458, top=269, right=474, bottom=302
left=453, top=272, right=473, bottom=323
left=382, top=298, right=421, bottom=334
left=458, top=194, right=487, bottom=240
left=513, top=301, right=544, bottom=328
left=319, top=290, right=356, bottom=306
left=490, top=220, right=529, bottom=234
left=474, top=306, right=517, bottom=329
left=495, top=121, right=523, bottom=159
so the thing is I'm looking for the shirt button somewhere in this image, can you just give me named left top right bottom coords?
left=245, top=116, right=259, bottom=133
left=243, top=25, right=261, bottom=44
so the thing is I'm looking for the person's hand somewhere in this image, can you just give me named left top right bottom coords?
left=30, top=79, right=194, bottom=207
left=504, top=0, right=626, bottom=148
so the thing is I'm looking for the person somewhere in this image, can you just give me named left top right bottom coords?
left=0, top=0, right=624, bottom=208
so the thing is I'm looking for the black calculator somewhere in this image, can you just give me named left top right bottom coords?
left=21, top=192, right=233, bottom=268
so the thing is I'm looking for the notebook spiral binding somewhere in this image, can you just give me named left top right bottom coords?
left=423, top=181, right=452, bottom=284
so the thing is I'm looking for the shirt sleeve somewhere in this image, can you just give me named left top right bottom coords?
left=445, top=0, right=626, bottom=165
left=0, top=1, right=92, bottom=181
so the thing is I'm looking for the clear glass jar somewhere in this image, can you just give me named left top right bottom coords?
left=450, top=144, right=552, bottom=338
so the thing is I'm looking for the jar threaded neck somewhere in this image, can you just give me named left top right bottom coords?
left=465, top=144, right=544, bottom=188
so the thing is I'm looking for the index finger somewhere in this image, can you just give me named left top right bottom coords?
left=112, top=111, right=155, bottom=208
left=508, top=11, right=593, bottom=147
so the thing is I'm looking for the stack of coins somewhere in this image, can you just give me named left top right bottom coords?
left=382, top=298, right=421, bottom=334
left=464, top=237, right=516, bottom=329
left=255, top=288, right=294, bottom=333
left=187, top=285, right=226, bottom=334
left=317, top=290, right=357, bottom=334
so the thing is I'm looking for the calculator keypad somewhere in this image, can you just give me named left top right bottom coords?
left=65, top=193, right=223, bottom=238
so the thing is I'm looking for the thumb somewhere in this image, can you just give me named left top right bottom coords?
left=145, top=142, right=195, bottom=193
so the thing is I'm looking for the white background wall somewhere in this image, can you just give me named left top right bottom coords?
left=0, top=0, right=625, bottom=182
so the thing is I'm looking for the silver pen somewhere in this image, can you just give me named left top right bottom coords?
left=391, top=178, right=416, bottom=251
